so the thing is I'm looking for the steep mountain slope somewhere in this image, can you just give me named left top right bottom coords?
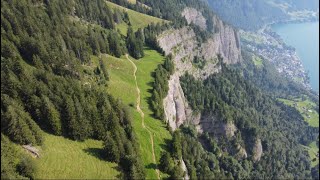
left=2, top=0, right=318, bottom=179
left=105, top=50, right=172, bottom=179
left=158, top=7, right=241, bottom=131
left=1, top=0, right=169, bottom=179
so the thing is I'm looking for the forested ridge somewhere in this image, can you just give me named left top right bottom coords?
left=177, top=55, right=319, bottom=179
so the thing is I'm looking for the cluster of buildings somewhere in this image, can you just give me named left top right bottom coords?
left=241, top=29, right=311, bottom=90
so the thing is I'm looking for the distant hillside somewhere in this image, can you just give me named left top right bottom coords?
left=206, top=0, right=319, bottom=30
left=105, top=1, right=167, bottom=35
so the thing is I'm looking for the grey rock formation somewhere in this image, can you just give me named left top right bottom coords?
left=235, top=143, right=248, bottom=160
left=181, top=7, right=207, bottom=30
left=158, top=7, right=242, bottom=133
left=163, top=74, right=191, bottom=131
left=199, top=112, right=237, bottom=138
left=181, top=159, right=190, bottom=180
left=252, top=138, right=263, bottom=162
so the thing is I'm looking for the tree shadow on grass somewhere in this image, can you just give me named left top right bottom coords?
left=159, top=138, right=171, bottom=151
left=145, top=163, right=158, bottom=170
left=83, top=148, right=123, bottom=179
left=83, top=148, right=105, bottom=161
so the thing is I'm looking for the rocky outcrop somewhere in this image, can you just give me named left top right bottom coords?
left=158, top=16, right=241, bottom=79
left=199, top=112, right=237, bottom=138
left=163, top=74, right=201, bottom=131
left=158, top=7, right=241, bottom=132
left=181, top=159, right=190, bottom=180
left=235, top=143, right=248, bottom=160
left=163, top=74, right=191, bottom=131
left=181, top=7, right=207, bottom=30
left=252, top=138, right=263, bottom=162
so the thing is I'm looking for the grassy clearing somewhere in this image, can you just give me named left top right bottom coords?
left=278, top=97, right=319, bottom=167
left=278, top=97, right=319, bottom=127
left=252, top=55, right=264, bottom=68
left=104, top=49, right=171, bottom=179
left=240, top=31, right=265, bottom=44
left=127, top=0, right=136, bottom=4
left=133, top=48, right=172, bottom=177
left=105, top=1, right=167, bottom=35
left=33, top=133, right=119, bottom=179
left=302, top=141, right=319, bottom=167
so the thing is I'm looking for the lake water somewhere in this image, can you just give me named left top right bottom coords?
left=272, top=21, right=319, bottom=92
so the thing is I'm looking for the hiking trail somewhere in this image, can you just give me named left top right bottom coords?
left=126, top=54, right=160, bottom=179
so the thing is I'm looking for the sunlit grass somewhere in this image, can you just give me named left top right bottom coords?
left=34, top=133, right=119, bottom=179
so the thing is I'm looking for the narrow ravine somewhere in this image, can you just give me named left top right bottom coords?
left=126, top=55, right=160, bottom=180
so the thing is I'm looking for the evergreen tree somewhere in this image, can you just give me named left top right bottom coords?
left=41, top=96, right=62, bottom=135
left=159, top=151, right=174, bottom=173
left=103, top=132, right=120, bottom=163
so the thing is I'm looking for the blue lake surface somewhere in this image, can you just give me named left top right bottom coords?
left=272, top=21, right=319, bottom=92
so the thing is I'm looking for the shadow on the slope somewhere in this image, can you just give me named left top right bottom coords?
left=83, top=148, right=105, bottom=161
left=145, top=163, right=157, bottom=170
left=83, top=148, right=122, bottom=178
left=159, top=138, right=171, bottom=151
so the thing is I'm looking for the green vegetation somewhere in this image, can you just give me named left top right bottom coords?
left=180, top=63, right=318, bottom=179
left=106, top=1, right=166, bottom=35
left=2, top=0, right=319, bottom=179
left=1, top=134, right=31, bottom=179
left=149, top=54, right=174, bottom=120
left=278, top=97, right=319, bottom=127
left=240, top=50, right=313, bottom=99
left=1, top=0, right=144, bottom=178
left=105, top=48, right=172, bottom=179
left=240, top=32, right=265, bottom=45
left=126, top=27, right=145, bottom=59
left=192, top=56, right=207, bottom=69
left=34, top=133, right=119, bottom=179
left=302, top=141, right=319, bottom=168
left=252, top=55, right=264, bottom=68
left=127, top=0, right=137, bottom=4
left=278, top=97, right=319, bottom=168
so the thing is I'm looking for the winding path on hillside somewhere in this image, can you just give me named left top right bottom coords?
left=126, top=54, right=160, bottom=180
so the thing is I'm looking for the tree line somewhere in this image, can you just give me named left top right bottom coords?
left=150, top=54, right=174, bottom=120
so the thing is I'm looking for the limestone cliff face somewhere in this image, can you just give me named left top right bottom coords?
left=158, top=11, right=241, bottom=79
left=252, top=138, right=263, bottom=162
left=158, top=7, right=241, bottom=132
left=163, top=74, right=200, bottom=131
left=163, top=74, right=191, bottom=131
left=181, top=7, right=207, bottom=30
left=181, top=159, right=190, bottom=180
left=199, top=112, right=237, bottom=138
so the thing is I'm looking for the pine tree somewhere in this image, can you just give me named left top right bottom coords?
left=159, top=151, right=174, bottom=173
left=42, top=96, right=62, bottom=135
left=103, top=132, right=120, bottom=163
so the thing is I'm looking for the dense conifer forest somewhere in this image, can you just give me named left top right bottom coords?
left=1, top=0, right=145, bottom=178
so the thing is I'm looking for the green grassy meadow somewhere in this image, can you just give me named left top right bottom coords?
left=134, top=48, right=172, bottom=178
left=104, top=48, right=171, bottom=179
left=105, top=1, right=167, bottom=35
left=127, top=0, right=136, bottom=4
left=33, top=133, right=119, bottom=179
left=278, top=98, right=319, bottom=127
left=252, top=55, right=264, bottom=68
left=278, top=97, right=319, bottom=167
left=302, top=141, right=319, bottom=168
